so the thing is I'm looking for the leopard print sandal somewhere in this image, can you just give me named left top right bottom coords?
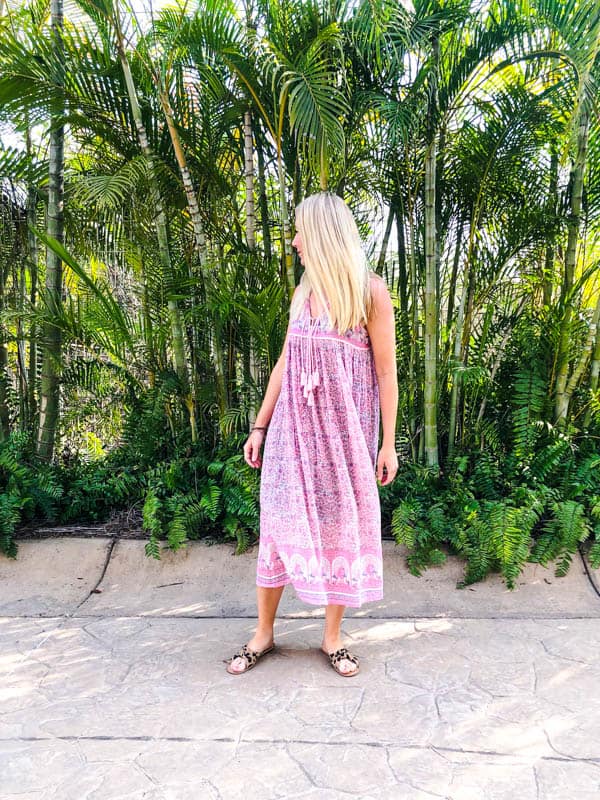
left=324, top=646, right=360, bottom=677
left=224, top=642, right=275, bottom=675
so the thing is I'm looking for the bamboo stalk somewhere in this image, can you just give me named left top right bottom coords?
left=113, top=3, right=196, bottom=441
left=376, top=205, right=394, bottom=276
left=37, top=0, right=64, bottom=461
left=256, top=135, right=272, bottom=263
left=0, top=230, right=9, bottom=440
left=565, top=294, right=600, bottom=403
left=244, top=109, right=256, bottom=250
left=583, top=294, right=600, bottom=428
left=27, top=152, right=38, bottom=426
left=554, top=108, right=589, bottom=426
left=447, top=256, right=470, bottom=459
left=405, top=183, right=418, bottom=462
left=423, top=34, right=439, bottom=468
left=278, top=150, right=295, bottom=299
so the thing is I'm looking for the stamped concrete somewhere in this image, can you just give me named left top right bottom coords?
left=1, top=536, right=600, bottom=799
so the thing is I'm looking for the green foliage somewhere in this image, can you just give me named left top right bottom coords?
left=511, top=368, right=547, bottom=459
left=388, top=307, right=600, bottom=589
left=0, top=431, right=63, bottom=559
left=55, top=458, right=139, bottom=523
left=140, top=446, right=260, bottom=559
left=1, top=425, right=260, bottom=561
left=387, top=438, right=598, bottom=589
left=1, top=0, right=600, bottom=596
left=458, top=497, right=541, bottom=589
left=588, top=497, right=600, bottom=568
left=531, top=500, right=590, bottom=577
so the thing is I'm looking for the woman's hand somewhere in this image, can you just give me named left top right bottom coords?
left=243, top=430, right=266, bottom=469
left=376, top=444, right=398, bottom=486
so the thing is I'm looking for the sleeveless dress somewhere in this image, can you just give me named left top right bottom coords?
left=256, top=291, right=383, bottom=607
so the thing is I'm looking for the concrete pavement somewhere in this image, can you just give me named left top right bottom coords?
left=1, top=536, right=600, bottom=799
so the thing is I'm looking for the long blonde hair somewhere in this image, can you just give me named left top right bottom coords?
left=289, top=192, right=374, bottom=332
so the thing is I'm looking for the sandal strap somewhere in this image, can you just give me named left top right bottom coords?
left=226, top=644, right=257, bottom=668
left=329, top=647, right=359, bottom=666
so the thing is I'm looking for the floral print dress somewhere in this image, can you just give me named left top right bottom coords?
left=256, top=292, right=383, bottom=607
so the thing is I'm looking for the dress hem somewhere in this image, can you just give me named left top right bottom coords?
left=256, top=577, right=383, bottom=608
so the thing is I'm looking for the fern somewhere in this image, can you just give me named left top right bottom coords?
left=167, top=508, right=189, bottom=551
left=0, top=493, right=23, bottom=559
left=207, top=460, right=225, bottom=477
left=456, top=507, right=495, bottom=587
left=391, top=499, right=419, bottom=548
left=389, top=497, right=449, bottom=576
left=528, top=436, right=573, bottom=484
left=552, top=501, right=591, bottom=577
left=531, top=500, right=591, bottom=576
left=474, top=418, right=503, bottom=454
left=142, top=488, right=163, bottom=537
left=135, top=449, right=260, bottom=558
left=574, top=456, right=600, bottom=492
left=199, top=482, right=222, bottom=521
left=491, top=501, right=538, bottom=588
left=145, top=533, right=161, bottom=560
left=470, top=452, right=502, bottom=499
left=588, top=496, right=600, bottom=568
left=511, top=368, right=547, bottom=459
left=0, top=432, right=65, bottom=557
left=222, top=511, right=249, bottom=554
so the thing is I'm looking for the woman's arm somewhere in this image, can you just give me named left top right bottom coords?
left=366, top=274, right=399, bottom=484
left=252, top=331, right=290, bottom=430
left=244, top=290, right=298, bottom=468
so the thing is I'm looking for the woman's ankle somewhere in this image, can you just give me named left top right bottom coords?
left=253, top=626, right=275, bottom=642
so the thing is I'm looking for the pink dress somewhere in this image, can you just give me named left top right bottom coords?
left=256, top=292, right=383, bottom=607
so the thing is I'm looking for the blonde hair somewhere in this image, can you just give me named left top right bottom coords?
left=289, top=192, right=374, bottom=332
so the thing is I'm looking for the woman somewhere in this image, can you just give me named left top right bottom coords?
left=225, top=192, right=398, bottom=677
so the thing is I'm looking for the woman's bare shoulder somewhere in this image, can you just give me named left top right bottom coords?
left=368, top=272, right=391, bottom=314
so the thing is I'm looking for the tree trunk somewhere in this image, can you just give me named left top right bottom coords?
left=278, top=151, right=295, bottom=299
left=158, top=85, right=233, bottom=437
left=16, top=232, right=28, bottom=430
left=37, top=0, right=64, bottom=461
left=554, top=108, right=589, bottom=426
left=435, top=124, right=445, bottom=327
left=27, top=146, right=38, bottom=428
left=141, top=268, right=156, bottom=389
left=395, top=194, right=408, bottom=312
left=256, top=135, right=272, bottom=263
left=423, top=36, right=439, bottom=468
left=159, top=89, right=208, bottom=258
left=447, top=253, right=470, bottom=459
left=542, top=147, right=558, bottom=309
left=244, top=109, right=256, bottom=250
left=376, top=205, right=394, bottom=277
left=114, top=5, right=196, bottom=440
left=563, top=294, right=600, bottom=416
left=0, top=246, right=9, bottom=441
left=393, top=207, right=406, bottom=315
left=583, top=296, right=600, bottom=428
left=243, top=107, right=262, bottom=425
left=406, top=189, right=418, bottom=462
left=446, top=217, right=463, bottom=332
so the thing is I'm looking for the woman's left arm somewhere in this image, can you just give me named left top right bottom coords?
left=366, top=275, right=399, bottom=486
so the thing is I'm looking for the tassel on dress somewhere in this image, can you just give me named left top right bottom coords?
left=300, top=308, right=321, bottom=406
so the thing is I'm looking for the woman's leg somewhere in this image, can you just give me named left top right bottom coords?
left=321, top=603, right=357, bottom=674
left=227, top=585, right=285, bottom=673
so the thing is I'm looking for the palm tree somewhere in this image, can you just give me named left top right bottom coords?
left=527, top=0, right=600, bottom=425
left=37, top=0, right=65, bottom=460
